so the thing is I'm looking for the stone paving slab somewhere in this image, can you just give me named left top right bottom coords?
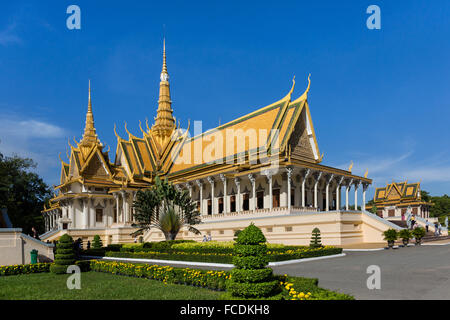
left=271, top=244, right=450, bottom=300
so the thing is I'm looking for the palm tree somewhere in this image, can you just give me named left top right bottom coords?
left=132, top=176, right=201, bottom=240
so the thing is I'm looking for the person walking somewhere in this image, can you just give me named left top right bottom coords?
left=410, top=215, right=416, bottom=230
left=425, top=219, right=429, bottom=233
left=202, top=235, right=207, bottom=242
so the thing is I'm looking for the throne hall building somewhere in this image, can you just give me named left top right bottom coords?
left=41, top=43, right=398, bottom=246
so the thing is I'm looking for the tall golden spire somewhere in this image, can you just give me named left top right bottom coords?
left=80, top=80, right=100, bottom=148
left=152, top=38, right=176, bottom=145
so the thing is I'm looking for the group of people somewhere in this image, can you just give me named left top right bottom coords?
left=202, top=234, right=212, bottom=242
left=424, top=219, right=444, bottom=236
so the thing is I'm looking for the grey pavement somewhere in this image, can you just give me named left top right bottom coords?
left=272, top=244, right=450, bottom=300
left=96, top=244, right=450, bottom=300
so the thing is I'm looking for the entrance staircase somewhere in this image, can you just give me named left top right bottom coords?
left=388, top=219, right=450, bottom=243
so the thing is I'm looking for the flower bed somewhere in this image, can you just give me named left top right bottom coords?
left=90, top=260, right=229, bottom=291
left=0, top=263, right=50, bottom=276
left=280, top=275, right=354, bottom=300
left=102, top=246, right=342, bottom=264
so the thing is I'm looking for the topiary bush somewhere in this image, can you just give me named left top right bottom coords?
left=50, top=234, right=75, bottom=274
left=92, top=235, right=103, bottom=249
left=226, top=223, right=280, bottom=298
left=310, top=228, right=322, bottom=248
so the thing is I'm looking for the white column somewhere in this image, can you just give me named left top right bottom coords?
left=314, top=172, right=323, bottom=209
left=103, top=200, right=108, bottom=227
left=345, top=179, right=352, bottom=211
left=354, top=181, right=360, bottom=211
left=115, top=193, right=120, bottom=223
left=302, top=169, right=310, bottom=207
left=83, top=199, right=89, bottom=229
left=362, top=183, right=368, bottom=211
left=219, top=174, right=227, bottom=214
left=69, top=202, right=74, bottom=229
left=132, top=191, right=137, bottom=222
left=234, top=178, right=241, bottom=212
left=248, top=174, right=256, bottom=211
left=336, top=177, right=343, bottom=211
left=196, top=180, right=203, bottom=215
left=325, top=174, right=334, bottom=211
left=207, top=177, right=215, bottom=215
left=121, top=191, right=128, bottom=223
left=90, top=200, right=96, bottom=228
left=265, top=172, right=273, bottom=210
left=286, top=168, right=293, bottom=210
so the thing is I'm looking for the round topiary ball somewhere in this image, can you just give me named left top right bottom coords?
left=235, top=223, right=266, bottom=245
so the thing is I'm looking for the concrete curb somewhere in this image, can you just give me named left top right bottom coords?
left=82, top=255, right=233, bottom=268
left=267, top=253, right=346, bottom=266
left=343, top=248, right=385, bottom=252
left=82, top=252, right=347, bottom=268
left=422, top=242, right=450, bottom=246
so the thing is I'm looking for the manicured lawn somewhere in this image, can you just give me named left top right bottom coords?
left=0, top=272, right=222, bottom=300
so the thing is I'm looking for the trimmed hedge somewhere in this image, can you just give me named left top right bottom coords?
left=90, top=260, right=229, bottom=291
left=230, top=268, right=273, bottom=283
left=102, top=246, right=342, bottom=264
left=227, top=280, right=280, bottom=298
left=0, top=263, right=50, bottom=276
left=227, top=224, right=280, bottom=298
left=105, top=251, right=233, bottom=264
left=50, top=234, right=75, bottom=274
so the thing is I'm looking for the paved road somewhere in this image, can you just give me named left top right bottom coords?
left=272, top=244, right=450, bottom=300
left=95, top=244, right=450, bottom=300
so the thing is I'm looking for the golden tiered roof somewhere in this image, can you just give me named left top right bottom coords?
left=368, top=181, right=431, bottom=209
left=50, top=42, right=371, bottom=205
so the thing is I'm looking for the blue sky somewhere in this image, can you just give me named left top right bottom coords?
left=1, top=0, right=449, bottom=201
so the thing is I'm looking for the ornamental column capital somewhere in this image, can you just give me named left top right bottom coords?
left=195, top=179, right=203, bottom=187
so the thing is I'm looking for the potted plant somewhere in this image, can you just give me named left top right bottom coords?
left=412, top=227, right=426, bottom=245
left=398, top=229, right=412, bottom=246
left=383, top=229, right=398, bottom=248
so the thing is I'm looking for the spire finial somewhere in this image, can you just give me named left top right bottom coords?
left=161, top=37, right=168, bottom=79
left=80, top=79, right=99, bottom=147
left=88, top=79, right=92, bottom=112
left=153, top=36, right=175, bottom=144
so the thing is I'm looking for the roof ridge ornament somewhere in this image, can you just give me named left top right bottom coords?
left=291, top=73, right=311, bottom=103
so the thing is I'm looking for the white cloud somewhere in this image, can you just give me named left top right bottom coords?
left=0, top=23, right=22, bottom=46
left=0, top=117, right=67, bottom=185
left=2, top=119, right=65, bottom=139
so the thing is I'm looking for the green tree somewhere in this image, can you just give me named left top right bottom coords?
left=421, top=190, right=450, bottom=219
left=310, top=227, right=322, bottom=248
left=0, top=152, right=51, bottom=235
left=92, top=235, right=103, bottom=249
left=132, top=176, right=201, bottom=241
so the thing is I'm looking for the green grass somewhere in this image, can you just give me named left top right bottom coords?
left=0, top=272, right=222, bottom=300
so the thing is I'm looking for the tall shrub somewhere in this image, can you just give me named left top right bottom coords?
left=226, top=223, right=280, bottom=298
left=50, top=234, right=75, bottom=274
left=310, top=228, right=322, bottom=248
left=92, top=235, right=103, bottom=249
